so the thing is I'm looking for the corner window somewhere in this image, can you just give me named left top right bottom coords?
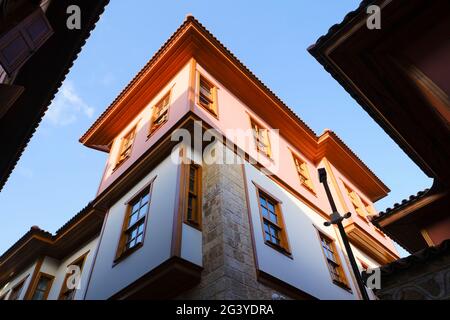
left=184, top=164, right=202, bottom=227
left=198, top=74, right=218, bottom=116
left=251, top=119, right=271, bottom=157
left=149, top=91, right=171, bottom=135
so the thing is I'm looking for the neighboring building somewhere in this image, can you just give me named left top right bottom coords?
left=309, top=0, right=450, bottom=299
left=0, top=0, right=109, bottom=191
left=0, top=16, right=399, bottom=300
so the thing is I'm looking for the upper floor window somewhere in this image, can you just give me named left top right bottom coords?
left=251, top=119, right=271, bottom=157
left=9, top=278, right=26, bottom=300
left=149, top=91, right=171, bottom=135
left=256, top=188, right=290, bottom=254
left=185, top=164, right=202, bottom=227
left=198, top=74, right=218, bottom=116
left=292, top=154, right=314, bottom=192
left=115, top=126, right=137, bottom=167
left=30, top=273, right=54, bottom=300
left=318, top=232, right=350, bottom=290
left=344, top=184, right=370, bottom=221
left=58, top=252, right=88, bottom=300
left=115, top=180, right=154, bottom=261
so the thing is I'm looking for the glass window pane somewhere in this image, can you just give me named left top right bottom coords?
left=139, top=203, right=148, bottom=218
left=267, top=202, right=275, bottom=213
left=131, top=202, right=140, bottom=214
left=269, top=212, right=278, bottom=223
left=141, top=193, right=149, bottom=205
left=259, top=196, right=267, bottom=208
left=37, top=278, right=48, bottom=290
left=128, top=212, right=138, bottom=226
left=261, top=207, right=268, bottom=218
left=33, top=291, right=45, bottom=300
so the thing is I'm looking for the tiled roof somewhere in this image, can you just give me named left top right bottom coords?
left=319, top=129, right=389, bottom=195
left=308, top=0, right=374, bottom=52
left=373, top=239, right=450, bottom=278
left=0, top=202, right=93, bottom=262
left=371, top=188, right=430, bottom=222
left=80, top=15, right=318, bottom=143
left=0, top=0, right=110, bottom=191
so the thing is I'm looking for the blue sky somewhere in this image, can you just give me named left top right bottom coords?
left=0, top=1, right=431, bottom=256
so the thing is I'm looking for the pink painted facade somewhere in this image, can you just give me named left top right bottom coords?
left=95, top=59, right=398, bottom=261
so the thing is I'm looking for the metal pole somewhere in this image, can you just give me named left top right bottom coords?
left=318, top=168, right=370, bottom=301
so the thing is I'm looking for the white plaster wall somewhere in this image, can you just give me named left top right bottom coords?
left=181, top=224, right=202, bottom=266
left=46, top=238, right=98, bottom=300
left=85, top=153, right=181, bottom=299
left=0, top=262, right=36, bottom=300
left=39, top=257, right=59, bottom=276
left=244, top=161, right=358, bottom=300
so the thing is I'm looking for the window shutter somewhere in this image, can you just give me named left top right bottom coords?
left=0, top=8, right=53, bottom=76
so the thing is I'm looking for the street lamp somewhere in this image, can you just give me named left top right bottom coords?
left=318, top=168, right=370, bottom=301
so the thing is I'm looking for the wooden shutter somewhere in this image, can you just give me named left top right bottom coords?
left=0, top=8, right=53, bottom=76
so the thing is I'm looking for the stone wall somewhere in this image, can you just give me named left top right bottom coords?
left=178, top=162, right=290, bottom=300
left=376, top=246, right=450, bottom=300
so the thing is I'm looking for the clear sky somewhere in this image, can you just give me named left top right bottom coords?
left=0, top=1, right=431, bottom=256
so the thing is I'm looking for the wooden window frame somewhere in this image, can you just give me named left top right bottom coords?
left=254, top=183, right=291, bottom=256
left=343, top=183, right=369, bottom=222
left=29, top=272, right=54, bottom=300
left=114, top=177, right=156, bottom=263
left=196, top=72, right=218, bottom=117
left=114, top=125, right=137, bottom=170
left=8, top=276, right=28, bottom=300
left=291, top=152, right=315, bottom=194
left=183, top=163, right=202, bottom=229
left=58, top=251, right=89, bottom=300
left=250, top=117, right=272, bottom=158
left=148, top=90, right=171, bottom=136
left=317, top=230, right=351, bottom=291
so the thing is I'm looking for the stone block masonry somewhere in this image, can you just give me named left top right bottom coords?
left=178, top=162, right=290, bottom=300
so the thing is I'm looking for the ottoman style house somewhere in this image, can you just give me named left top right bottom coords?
left=0, top=16, right=399, bottom=300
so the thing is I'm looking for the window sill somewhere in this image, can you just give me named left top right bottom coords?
left=197, top=102, right=219, bottom=119
left=332, top=279, right=352, bottom=293
left=146, top=122, right=167, bottom=140
left=184, top=220, right=202, bottom=231
left=113, top=242, right=143, bottom=267
left=264, top=240, right=293, bottom=259
left=112, top=156, right=130, bottom=172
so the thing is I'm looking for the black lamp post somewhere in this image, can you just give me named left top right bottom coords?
left=318, top=168, right=370, bottom=301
